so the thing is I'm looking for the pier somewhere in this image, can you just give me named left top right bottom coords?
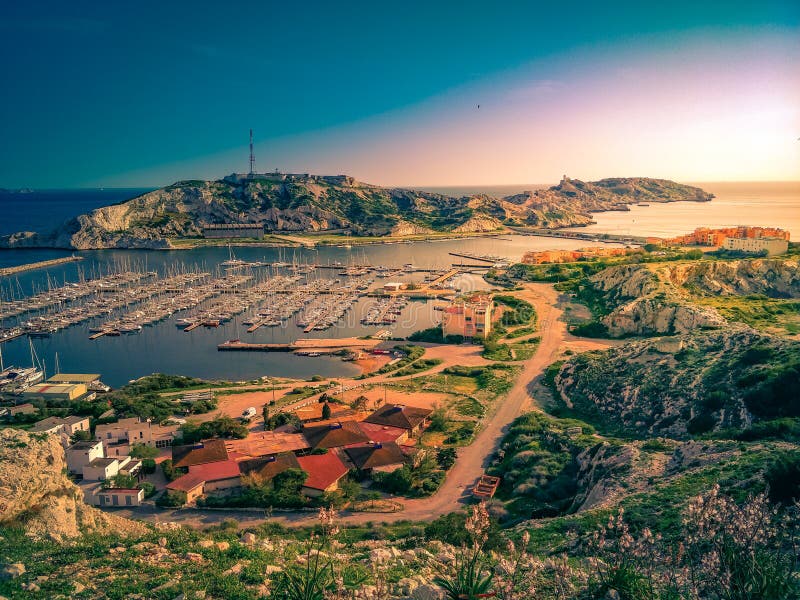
left=218, top=337, right=382, bottom=353
left=508, top=226, right=647, bottom=245
left=0, top=255, right=83, bottom=278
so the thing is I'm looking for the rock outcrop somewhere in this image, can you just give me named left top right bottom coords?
left=0, top=428, right=147, bottom=541
left=555, top=328, right=800, bottom=438
left=0, top=173, right=713, bottom=249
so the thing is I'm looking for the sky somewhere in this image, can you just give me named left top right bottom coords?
left=0, top=0, right=798, bottom=188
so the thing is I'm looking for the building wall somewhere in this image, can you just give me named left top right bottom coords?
left=66, top=442, right=104, bottom=474
left=204, top=477, right=242, bottom=493
left=82, top=460, right=120, bottom=481
left=722, top=237, right=789, bottom=256
left=97, top=490, right=143, bottom=507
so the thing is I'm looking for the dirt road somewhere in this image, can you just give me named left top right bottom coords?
left=119, top=283, right=567, bottom=528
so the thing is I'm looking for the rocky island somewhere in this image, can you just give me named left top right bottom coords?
left=0, top=174, right=712, bottom=250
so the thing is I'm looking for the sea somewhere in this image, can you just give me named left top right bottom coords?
left=0, top=181, right=797, bottom=387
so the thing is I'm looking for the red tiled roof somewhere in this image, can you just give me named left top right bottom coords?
left=166, top=472, right=205, bottom=493
left=239, top=453, right=301, bottom=481
left=302, top=421, right=369, bottom=449
left=167, top=459, right=241, bottom=493
left=364, top=404, right=432, bottom=431
left=172, top=439, right=229, bottom=469
left=356, top=421, right=407, bottom=443
left=344, top=442, right=407, bottom=470
left=225, top=431, right=310, bottom=458
left=297, top=452, right=349, bottom=491
left=187, top=459, right=241, bottom=482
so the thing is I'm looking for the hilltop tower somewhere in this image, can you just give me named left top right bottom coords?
left=249, top=129, right=256, bottom=175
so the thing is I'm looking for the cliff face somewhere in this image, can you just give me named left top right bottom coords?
left=584, top=258, right=799, bottom=337
left=0, top=174, right=713, bottom=249
left=0, top=429, right=146, bottom=541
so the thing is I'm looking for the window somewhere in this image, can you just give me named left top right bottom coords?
left=126, top=496, right=132, bottom=506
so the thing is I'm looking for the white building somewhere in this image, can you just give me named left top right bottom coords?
left=723, top=237, right=789, bottom=256
left=66, top=439, right=104, bottom=475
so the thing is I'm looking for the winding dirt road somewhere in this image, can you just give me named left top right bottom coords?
left=118, top=283, right=568, bottom=528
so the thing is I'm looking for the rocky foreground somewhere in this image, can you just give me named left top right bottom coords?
left=1, top=174, right=712, bottom=249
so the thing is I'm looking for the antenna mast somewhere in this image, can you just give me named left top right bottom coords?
left=249, top=129, right=255, bottom=175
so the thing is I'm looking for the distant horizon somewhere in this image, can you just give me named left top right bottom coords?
left=2, top=178, right=799, bottom=193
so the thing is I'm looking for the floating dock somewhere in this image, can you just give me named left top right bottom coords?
left=0, top=255, right=83, bottom=278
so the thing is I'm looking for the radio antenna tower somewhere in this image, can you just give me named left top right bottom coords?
left=249, top=129, right=256, bottom=175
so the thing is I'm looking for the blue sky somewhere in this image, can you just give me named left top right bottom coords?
left=0, top=0, right=798, bottom=188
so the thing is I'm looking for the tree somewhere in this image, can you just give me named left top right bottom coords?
left=352, top=395, right=369, bottom=411
left=70, top=429, right=92, bottom=444
left=104, top=473, right=137, bottom=489
left=262, top=404, right=270, bottom=425
left=266, top=412, right=301, bottom=431
left=129, top=443, right=159, bottom=459
left=141, top=458, right=156, bottom=474
left=321, top=402, right=331, bottom=419
left=180, top=416, right=248, bottom=443
left=319, top=392, right=330, bottom=404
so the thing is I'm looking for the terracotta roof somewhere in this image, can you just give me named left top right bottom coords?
left=303, top=421, right=369, bottom=449
left=239, top=453, right=300, bottom=481
left=356, top=421, right=407, bottom=443
left=297, top=452, right=349, bottom=491
left=345, top=442, right=407, bottom=470
left=166, top=472, right=205, bottom=493
left=172, top=439, right=229, bottom=469
left=225, top=431, right=309, bottom=458
left=167, top=459, right=241, bottom=493
left=364, top=404, right=432, bottom=431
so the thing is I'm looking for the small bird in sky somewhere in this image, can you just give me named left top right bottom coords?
left=477, top=104, right=480, bottom=109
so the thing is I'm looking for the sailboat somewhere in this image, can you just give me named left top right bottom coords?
left=0, top=340, right=44, bottom=392
left=221, top=245, right=249, bottom=268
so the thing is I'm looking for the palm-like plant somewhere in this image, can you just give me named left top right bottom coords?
left=271, top=507, right=339, bottom=600
left=433, top=502, right=496, bottom=599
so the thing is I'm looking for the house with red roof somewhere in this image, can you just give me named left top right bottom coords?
left=356, top=421, right=409, bottom=445
left=166, top=458, right=242, bottom=504
left=344, top=441, right=407, bottom=474
left=364, top=404, right=432, bottom=438
left=302, top=421, right=369, bottom=449
left=296, top=452, right=350, bottom=496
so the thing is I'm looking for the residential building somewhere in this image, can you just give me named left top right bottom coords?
left=364, top=404, right=432, bottom=438
left=30, top=415, right=90, bottom=438
left=302, top=421, right=369, bottom=450
left=356, top=421, right=409, bottom=445
left=66, top=439, right=104, bottom=475
left=96, top=417, right=177, bottom=457
left=82, top=457, right=122, bottom=481
left=224, top=431, right=310, bottom=459
left=722, top=237, right=789, bottom=256
left=85, top=485, right=144, bottom=508
left=296, top=452, right=349, bottom=496
left=344, top=442, right=406, bottom=474
left=240, top=453, right=301, bottom=482
left=441, top=295, right=493, bottom=339
left=166, top=459, right=242, bottom=503
left=172, top=439, right=230, bottom=469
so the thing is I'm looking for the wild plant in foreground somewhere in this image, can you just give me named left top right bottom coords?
left=433, top=502, right=496, bottom=599
left=493, top=530, right=543, bottom=599
left=587, top=486, right=799, bottom=600
left=272, top=507, right=340, bottom=600
left=682, top=485, right=798, bottom=600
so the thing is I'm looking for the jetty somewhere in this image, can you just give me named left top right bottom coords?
left=508, top=226, right=647, bottom=245
left=218, top=337, right=382, bottom=353
left=448, top=252, right=510, bottom=266
left=0, top=255, right=83, bottom=278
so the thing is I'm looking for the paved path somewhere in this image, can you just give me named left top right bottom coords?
left=118, top=283, right=567, bottom=529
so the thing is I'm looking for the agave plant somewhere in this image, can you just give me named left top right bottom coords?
left=433, top=502, right=496, bottom=600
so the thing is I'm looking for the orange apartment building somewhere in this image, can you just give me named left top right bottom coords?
left=441, top=294, right=493, bottom=339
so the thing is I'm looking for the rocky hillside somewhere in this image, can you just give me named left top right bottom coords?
left=0, top=174, right=712, bottom=249
left=0, top=428, right=146, bottom=541
left=554, top=328, right=800, bottom=438
left=581, top=258, right=799, bottom=337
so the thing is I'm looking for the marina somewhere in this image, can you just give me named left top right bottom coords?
left=0, top=233, right=602, bottom=386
